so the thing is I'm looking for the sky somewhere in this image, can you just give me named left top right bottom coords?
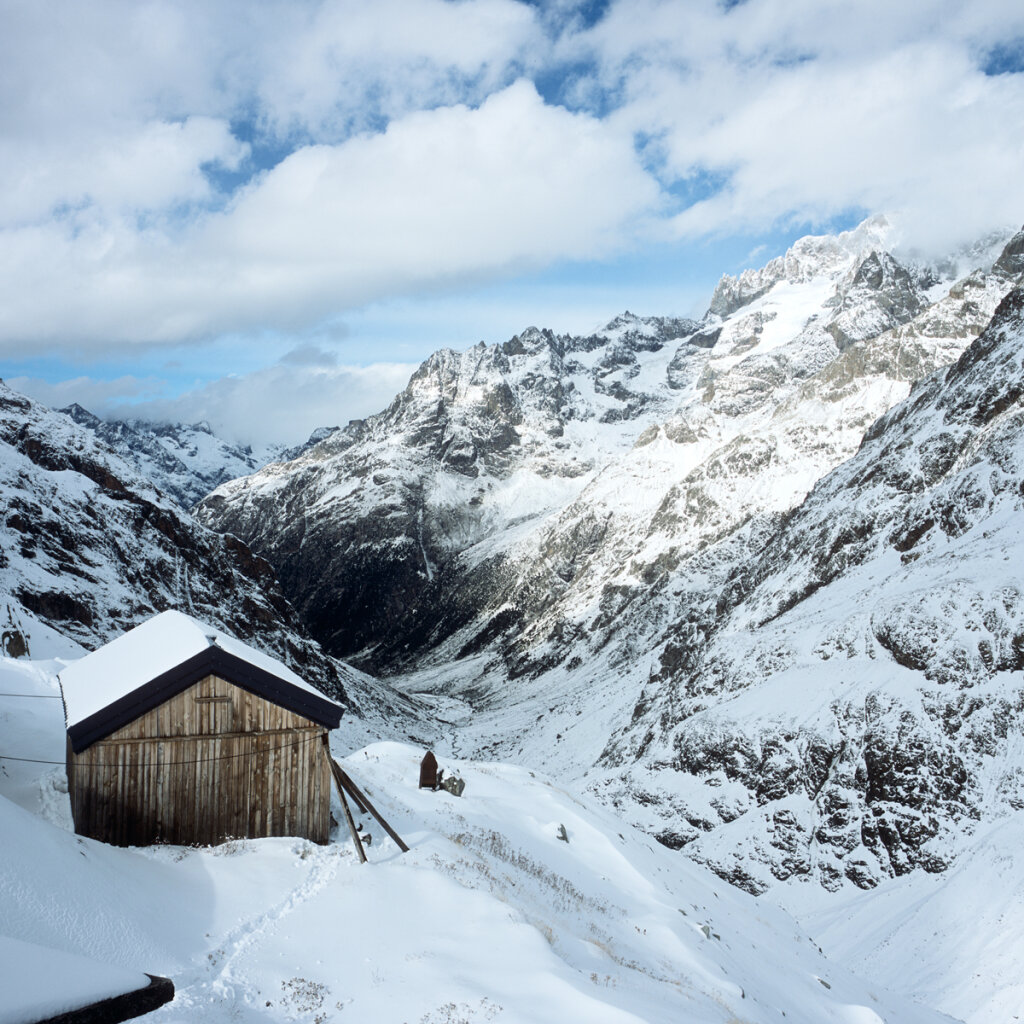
left=3, top=0, right=1024, bottom=446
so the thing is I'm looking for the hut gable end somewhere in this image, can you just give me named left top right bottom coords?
left=60, top=611, right=341, bottom=848
left=105, top=675, right=319, bottom=742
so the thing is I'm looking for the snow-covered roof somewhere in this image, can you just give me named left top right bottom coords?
left=60, top=610, right=342, bottom=750
left=0, top=934, right=154, bottom=1024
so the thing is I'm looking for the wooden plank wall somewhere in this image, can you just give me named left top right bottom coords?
left=70, top=674, right=331, bottom=847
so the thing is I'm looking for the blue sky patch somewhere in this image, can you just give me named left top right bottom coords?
left=982, top=39, right=1024, bottom=76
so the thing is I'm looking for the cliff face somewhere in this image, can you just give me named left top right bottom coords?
left=197, top=313, right=701, bottom=665
left=596, top=287, right=1024, bottom=894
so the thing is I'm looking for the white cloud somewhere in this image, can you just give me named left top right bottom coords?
left=11, top=361, right=419, bottom=448
left=665, top=43, right=1024, bottom=252
left=6, top=374, right=163, bottom=412
left=1, top=0, right=1023, bottom=359
left=124, top=363, right=417, bottom=448
left=0, top=0, right=539, bottom=141
left=0, top=118, right=247, bottom=227
left=0, top=80, right=661, bottom=348
left=254, top=0, right=542, bottom=135
left=574, top=0, right=1024, bottom=253
left=214, top=80, right=659, bottom=284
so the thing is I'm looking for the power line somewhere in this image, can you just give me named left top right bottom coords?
left=0, top=731, right=322, bottom=769
left=0, top=692, right=63, bottom=699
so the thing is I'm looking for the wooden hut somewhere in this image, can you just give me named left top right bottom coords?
left=60, top=611, right=343, bottom=847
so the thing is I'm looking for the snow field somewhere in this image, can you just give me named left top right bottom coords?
left=788, top=812, right=1024, bottom=1024
left=0, top=659, right=953, bottom=1024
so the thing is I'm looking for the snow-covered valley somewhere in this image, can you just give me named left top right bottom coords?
left=3, top=218, right=1024, bottom=1022
left=194, top=218, right=1024, bottom=901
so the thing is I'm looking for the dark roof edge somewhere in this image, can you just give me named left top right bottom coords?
left=35, top=973, right=174, bottom=1024
left=67, top=647, right=343, bottom=753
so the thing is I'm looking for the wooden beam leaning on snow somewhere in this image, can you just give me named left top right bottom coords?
left=328, top=754, right=410, bottom=855
left=324, top=741, right=367, bottom=865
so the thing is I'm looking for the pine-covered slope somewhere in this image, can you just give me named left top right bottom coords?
left=0, top=381, right=346, bottom=700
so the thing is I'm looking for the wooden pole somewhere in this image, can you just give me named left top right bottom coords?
left=332, top=761, right=367, bottom=864
left=332, top=760, right=410, bottom=854
left=324, top=740, right=366, bottom=864
left=343, top=774, right=368, bottom=814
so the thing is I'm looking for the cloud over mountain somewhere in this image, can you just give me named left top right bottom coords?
left=1, top=0, right=1022, bottom=354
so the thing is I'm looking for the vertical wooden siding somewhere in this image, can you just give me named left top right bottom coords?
left=70, top=674, right=331, bottom=847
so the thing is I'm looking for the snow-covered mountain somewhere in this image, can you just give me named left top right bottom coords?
left=192, top=220, right=1024, bottom=984
left=199, top=218, right=1018, bottom=678
left=0, top=381, right=346, bottom=700
left=59, top=405, right=335, bottom=510
left=197, top=307, right=701, bottom=664
left=592, top=284, right=1024, bottom=890
left=196, top=215, right=1020, bottom=702
left=4, top=218, right=1024, bottom=1022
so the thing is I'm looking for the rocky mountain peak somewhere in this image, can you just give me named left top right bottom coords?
left=992, top=224, right=1024, bottom=279
left=61, top=402, right=103, bottom=429
left=278, top=424, right=339, bottom=462
left=501, top=326, right=562, bottom=357
left=850, top=249, right=909, bottom=290
left=591, top=312, right=703, bottom=353
left=152, top=418, right=216, bottom=438
left=603, top=310, right=643, bottom=332
left=824, top=249, right=929, bottom=348
left=709, top=214, right=894, bottom=317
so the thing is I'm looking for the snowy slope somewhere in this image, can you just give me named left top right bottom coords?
left=790, top=812, right=1024, bottom=1024
left=0, top=381, right=347, bottom=699
left=0, top=659, right=956, bottom=1024
left=593, top=287, right=1024, bottom=900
